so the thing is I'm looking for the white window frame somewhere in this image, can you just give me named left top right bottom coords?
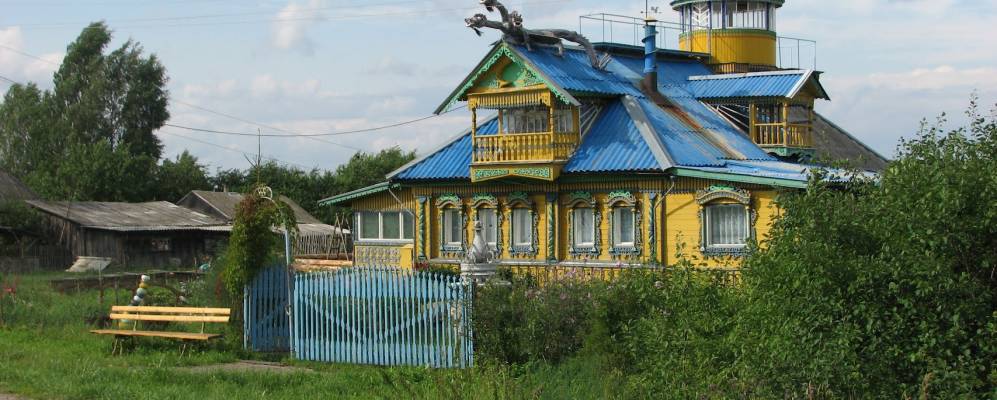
left=511, top=208, right=533, bottom=247
left=572, top=208, right=596, bottom=249
left=442, top=208, right=462, bottom=247
left=356, top=211, right=414, bottom=242
left=703, top=203, right=750, bottom=250
left=612, top=207, right=636, bottom=248
left=478, top=208, right=499, bottom=250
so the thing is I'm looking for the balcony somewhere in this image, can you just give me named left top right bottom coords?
left=751, top=122, right=814, bottom=159
left=472, top=132, right=579, bottom=164
left=466, top=90, right=581, bottom=182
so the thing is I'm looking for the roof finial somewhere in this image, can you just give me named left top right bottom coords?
left=465, top=0, right=607, bottom=70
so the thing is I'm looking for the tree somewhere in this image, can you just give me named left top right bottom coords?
left=51, top=22, right=169, bottom=159
left=733, top=101, right=997, bottom=398
left=0, top=83, right=53, bottom=178
left=0, top=22, right=169, bottom=202
left=332, top=146, right=416, bottom=194
left=156, top=151, right=210, bottom=202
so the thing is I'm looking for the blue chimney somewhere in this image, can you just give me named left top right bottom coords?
left=641, top=18, right=658, bottom=91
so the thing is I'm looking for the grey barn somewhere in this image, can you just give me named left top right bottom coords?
left=26, top=200, right=230, bottom=269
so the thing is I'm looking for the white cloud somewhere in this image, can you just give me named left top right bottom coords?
left=271, top=0, right=326, bottom=55
left=0, top=26, right=63, bottom=87
left=818, top=65, right=997, bottom=156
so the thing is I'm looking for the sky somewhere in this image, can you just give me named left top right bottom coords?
left=1, top=0, right=995, bottom=173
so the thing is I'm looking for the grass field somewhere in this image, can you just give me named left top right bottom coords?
left=0, top=272, right=622, bottom=400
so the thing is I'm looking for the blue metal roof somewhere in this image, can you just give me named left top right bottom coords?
left=392, top=118, right=498, bottom=180
left=563, top=100, right=661, bottom=173
left=510, top=45, right=644, bottom=98
left=685, top=71, right=811, bottom=99
left=389, top=45, right=827, bottom=183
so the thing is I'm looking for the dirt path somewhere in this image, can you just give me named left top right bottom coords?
left=0, top=393, right=26, bottom=400
left=181, top=360, right=313, bottom=374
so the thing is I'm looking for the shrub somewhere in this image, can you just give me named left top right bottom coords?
left=733, top=102, right=997, bottom=398
left=473, top=272, right=601, bottom=365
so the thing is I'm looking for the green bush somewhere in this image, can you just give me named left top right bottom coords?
left=473, top=272, right=601, bottom=365
left=731, top=103, right=997, bottom=398
left=469, top=103, right=997, bottom=398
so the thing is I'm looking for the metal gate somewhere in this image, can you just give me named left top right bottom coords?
left=293, top=268, right=473, bottom=368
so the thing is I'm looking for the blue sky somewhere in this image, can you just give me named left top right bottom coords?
left=2, top=0, right=995, bottom=172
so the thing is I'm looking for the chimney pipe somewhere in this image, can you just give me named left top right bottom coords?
left=641, top=18, right=659, bottom=93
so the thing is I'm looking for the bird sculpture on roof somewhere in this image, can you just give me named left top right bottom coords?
left=465, top=0, right=608, bottom=70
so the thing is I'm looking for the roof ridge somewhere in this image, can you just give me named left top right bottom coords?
left=621, top=96, right=674, bottom=171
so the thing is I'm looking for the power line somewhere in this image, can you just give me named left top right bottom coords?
left=1, top=44, right=466, bottom=144
left=160, top=130, right=316, bottom=170
left=171, top=99, right=363, bottom=152
left=8, top=0, right=436, bottom=28
left=163, top=104, right=466, bottom=138
left=6, top=0, right=569, bottom=31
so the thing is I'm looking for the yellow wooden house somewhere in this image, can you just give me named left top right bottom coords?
left=320, top=0, right=886, bottom=273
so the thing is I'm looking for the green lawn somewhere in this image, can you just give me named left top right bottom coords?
left=0, top=272, right=622, bottom=400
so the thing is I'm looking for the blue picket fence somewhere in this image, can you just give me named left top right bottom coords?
left=243, top=265, right=291, bottom=352
left=293, top=268, right=473, bottom=368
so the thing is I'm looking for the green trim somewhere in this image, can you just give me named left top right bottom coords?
left=762, top=146, right=816, bottom=158
left=435, top=42, right=579, bottom=114
left=672, top=168, right=807, bottom=189
left=318, top=182, right=399, bottom=206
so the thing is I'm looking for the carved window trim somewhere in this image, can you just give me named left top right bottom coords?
left=565, top=191, right=601, bottom=257
left=506, top=192, right=538, bottom=257
left=695, top=185, right=757, bottom=257
left=471, top=193, right=503, bottom=258
left=436, top=194, right=466, bottom=257
left=607, top=191, right=642, bottom=258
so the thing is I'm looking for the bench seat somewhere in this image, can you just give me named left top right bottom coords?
left=90, top=329, right=222, bottom=341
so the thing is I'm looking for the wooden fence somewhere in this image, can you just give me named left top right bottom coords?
left=244, top=265, right=292, bottom=353
left=245, top=266, right=474, bottom=368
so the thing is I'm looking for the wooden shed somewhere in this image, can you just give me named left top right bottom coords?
left=177, top=190, right=350, bottom=258
left=25, top=200, right=231, bottom=269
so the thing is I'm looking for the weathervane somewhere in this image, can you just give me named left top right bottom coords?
left=464, top=0, right=608, bottom=70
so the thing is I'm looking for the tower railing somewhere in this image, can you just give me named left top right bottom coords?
left=579, top=13, right=706, bottom=53
left=578, top=13, right=818, bottom=71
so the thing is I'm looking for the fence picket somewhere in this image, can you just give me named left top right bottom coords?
left=249, top=266, right=472, bottom=368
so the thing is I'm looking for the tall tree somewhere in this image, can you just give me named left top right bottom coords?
left=51, top=22, right=169, bottom=158
left=0, top=22, right=170, bottom=201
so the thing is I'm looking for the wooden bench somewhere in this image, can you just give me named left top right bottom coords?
left=91, top=306, right=231, bottom=355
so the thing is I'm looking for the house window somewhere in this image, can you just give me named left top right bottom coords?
left=511, top=208, right=532, bottom=247
left=612, top=208, right=635, bottom=248
left=443, top=208, right=462, bottom=246
left=358, top=211, right=414, bottom=241
left=478, top=208, right=499, bottom=249
left=572, top=208, right=596, bottom=248
left=703, top=204, right=749, bottom=249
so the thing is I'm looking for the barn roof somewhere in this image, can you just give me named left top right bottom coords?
left=177, top=190, right=322, bottom=224
left=0, top=170, right=38, bottom=202
left=25, top=200, right=229, bottom=232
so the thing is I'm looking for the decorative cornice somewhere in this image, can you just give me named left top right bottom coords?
left=435, top=193, right=462, bottom=208
left=695, top=185, right=751, bottom=205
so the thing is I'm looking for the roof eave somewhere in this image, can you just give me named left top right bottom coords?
left=671, top=167, right=809, bottom=189
left=318, top=182, right=399, bottom=207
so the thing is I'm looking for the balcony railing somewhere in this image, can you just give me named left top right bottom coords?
left=752, top=123, right=813, bottom=148
left=472, top=131, right=579, bottom=164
